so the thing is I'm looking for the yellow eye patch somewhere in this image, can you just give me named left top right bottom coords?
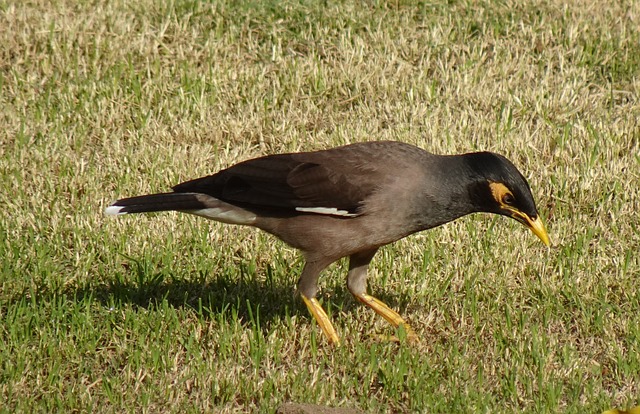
left=489, top=181, right=514, bottom=207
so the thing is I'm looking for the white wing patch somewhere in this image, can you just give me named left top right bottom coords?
left=295, top=207, right=358, bottom=217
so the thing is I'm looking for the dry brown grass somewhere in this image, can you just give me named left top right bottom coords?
left=1, top=0, right=639, bottom=412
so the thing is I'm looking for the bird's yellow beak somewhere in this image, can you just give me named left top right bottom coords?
left=505, top=207, right=550, bottom=247
left=526, top=215, right=550, bottom=246
left=506, top=209, right=550, bottom=246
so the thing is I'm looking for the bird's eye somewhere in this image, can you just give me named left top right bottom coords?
left=502, top=193, right=515, bottom=206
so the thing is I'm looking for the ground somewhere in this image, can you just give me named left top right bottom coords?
left=1, top=0, right=639, bottom=412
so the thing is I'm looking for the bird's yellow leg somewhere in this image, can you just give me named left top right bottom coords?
left=355, top=293, right=418, bottom=342
left=301, top=295, right=341, bottom=345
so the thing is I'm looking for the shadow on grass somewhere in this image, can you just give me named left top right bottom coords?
left=6, top=256, right=417, bottom=337
left=90, top=266, right=307, bottom=328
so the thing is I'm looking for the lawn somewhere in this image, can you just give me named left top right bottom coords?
left=1, top=0, right=639, bottom=412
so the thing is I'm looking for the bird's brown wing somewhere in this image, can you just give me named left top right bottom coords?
left=171, top=147, right=387, bottom=215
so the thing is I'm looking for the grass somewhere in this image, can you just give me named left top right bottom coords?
left=1, top=0, right=639, bottom=412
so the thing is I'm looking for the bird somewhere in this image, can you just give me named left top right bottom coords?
left=105, top=140, right=549, bottom=345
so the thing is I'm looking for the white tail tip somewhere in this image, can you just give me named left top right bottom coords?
left=105, top=205, right=126, bottom=216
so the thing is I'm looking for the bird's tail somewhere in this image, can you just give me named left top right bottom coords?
left=104, top=192, right=257, bottom=225
left=105, top=192, right=207, bottom=215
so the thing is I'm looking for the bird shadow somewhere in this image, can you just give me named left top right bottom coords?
left=89, top=264, right=307, bottom=330
left=7, top=256, right=416, bottom=338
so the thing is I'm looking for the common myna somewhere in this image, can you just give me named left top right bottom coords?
left=105, top=141, right=549, bottom=345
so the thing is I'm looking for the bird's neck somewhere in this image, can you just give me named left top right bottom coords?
left=409, top=154, right=489, bottom=231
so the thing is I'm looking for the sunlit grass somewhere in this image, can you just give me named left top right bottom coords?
left=1, top=0, right=639, bottom=412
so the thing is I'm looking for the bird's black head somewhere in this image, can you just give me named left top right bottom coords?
left=464, top=151, right=549, bottom=246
